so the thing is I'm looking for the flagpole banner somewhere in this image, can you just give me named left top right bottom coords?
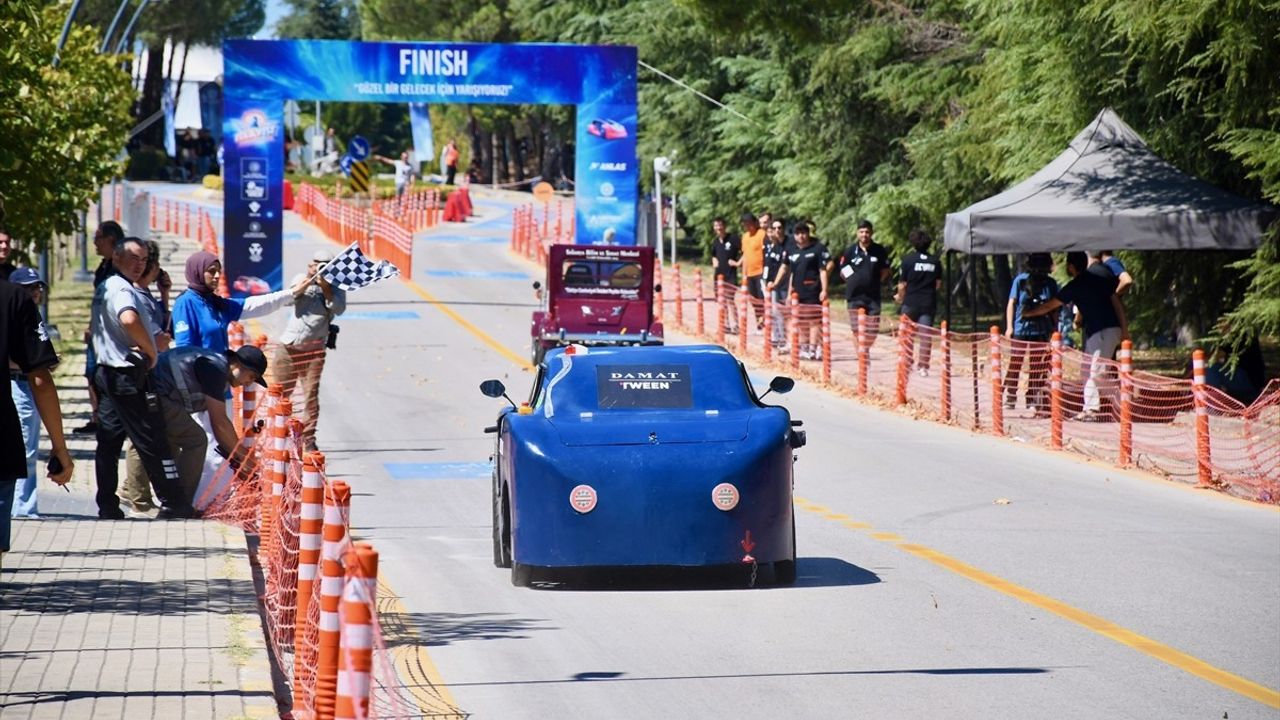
left=222, top=39, right=638, bottom=297
left=408, top=103, right=434, bottom=176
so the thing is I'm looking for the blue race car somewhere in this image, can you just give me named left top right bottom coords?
left=480, top=345, right=806, bottom=586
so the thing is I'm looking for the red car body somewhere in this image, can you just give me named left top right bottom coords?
left=530, top=244, right=663, bottom=364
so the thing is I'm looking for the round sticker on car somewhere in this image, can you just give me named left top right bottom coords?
left=570, top=485, right=598, bottom=513
left=711, top=483, right=739, bottom=511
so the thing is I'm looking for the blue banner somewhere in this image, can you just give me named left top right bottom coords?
left=222, top=39, right=638, bottom=296
left=408, top=103, right=433, bottom=176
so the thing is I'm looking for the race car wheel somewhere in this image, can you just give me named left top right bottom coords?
left=772, top=514, right=797, bottom=585
left=491, top=481, right=511, bottom=569
left=511, top=562, right=533, bottom=587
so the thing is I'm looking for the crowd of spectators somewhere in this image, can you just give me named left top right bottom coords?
left=1, top=216, right=344, bottom=539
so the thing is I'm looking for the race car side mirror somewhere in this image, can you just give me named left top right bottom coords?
left=759, top=375, right=795, bottom=400
left=532, top=280, right=543, bottom=301
left=480, top=379, right=516, bottom=407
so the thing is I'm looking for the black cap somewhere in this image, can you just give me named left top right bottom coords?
left=230, top=346, right=269, bottom=387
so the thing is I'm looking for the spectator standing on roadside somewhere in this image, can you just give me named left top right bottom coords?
left=1002, top=253, right=1059, bottom=414
left=78, top=220, right=125, bottom=435
left=119, top=240, right=176, bottom=515
left=196, top=129, right=217, bottom=179
left=832, top=220, right=891, bottom=345
left=762, top=218, right=789, bottom=346
left=0, top=230, right=16, bottom=281
left=1023, top=251, right=1128, bottom=420
left=91, top=236, right=188, bottom=519
left=374, top=150, right=415, bottom=197
left=738, top=211, right=767, bottom=330
left=444, top=139, right=460, bottom=185
left=170, top=251, right=293, bottom=353
left=773, top=221, right=830, bottom=359
left=7, top=269, right=52, bottom=519
left=151, top=344, right=269, bottom=502
left=270, top=250, right=346, bottom=453
left=2, top=274, right=74, bottom=563
left=894, top=229, right=941, bottom=376
left=1099, top=250, right=1133, bottom=297
left=710, top=217, right=740, bottom=334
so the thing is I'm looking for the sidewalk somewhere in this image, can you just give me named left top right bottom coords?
left=0, top=228, right=280, bottom=719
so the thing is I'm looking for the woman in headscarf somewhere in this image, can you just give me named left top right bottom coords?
left=170, top=251, right=296, bottom=351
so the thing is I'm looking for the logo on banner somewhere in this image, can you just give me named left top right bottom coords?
left=243, top=220, right=267, bottom=240
left=248, top=201, right=262, bottom=215
left=599, top=182, right=615, bottom=198
left=233, top=109, right=280, bottom=146
left=248, top=242, right=264, bottom=263
left=241, top=157, right=268, bottom=201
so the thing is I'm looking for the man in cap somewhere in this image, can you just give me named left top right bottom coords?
left=150, top=344, right=269, bottom=503
left=0, top=230, right=17, bottom=281
left=2, top=267, right=73, bottom=564
left=269, top=249, right=346, bottom=452
left=6, top=268, right=60, bottom=519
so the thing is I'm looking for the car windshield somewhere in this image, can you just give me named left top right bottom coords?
left=561, top=260, right=642, bottom=289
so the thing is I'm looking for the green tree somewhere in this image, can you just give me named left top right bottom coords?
left=0, top=2, right=132, bottom=255
left=275, top=0, right=360, bottom=40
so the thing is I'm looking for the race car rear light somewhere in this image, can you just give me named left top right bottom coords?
left=570, top=484, right=598, bottom=513
left=711, top=483, right=739, bottom=511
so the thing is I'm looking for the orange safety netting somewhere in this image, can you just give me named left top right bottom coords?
left=653, top=268, right=1279, bottom=503
left=295, top=183, right=415, bottom=277
left=189, top=335, right=453, bottom=718
left=509, top=201, right=576, bottom=265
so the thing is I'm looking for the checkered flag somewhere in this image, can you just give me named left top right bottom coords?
left=319, top=242, right=400, bottom=290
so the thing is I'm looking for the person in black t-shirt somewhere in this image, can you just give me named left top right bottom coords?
left=2, top=279, right=73, bottom=560
left=832, top=219, right=891, bottom=345
left=894, top=229, right=942, bottom=375
left=761, top=218, right=790, bottom=346
left=78, top=220, right=124, bottom=435
left=710, top=217, right=741, bottom=334
left=772, top=222, right=830, bottom=359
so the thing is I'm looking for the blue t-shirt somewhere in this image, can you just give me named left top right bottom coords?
left=171, top=289, right=246, bottom=352
left=1104, top=256, right=1126, bottom=277
left=1008, top=272, right=1059, bottom=339
left=1057, top=271, right=1120, bottom=338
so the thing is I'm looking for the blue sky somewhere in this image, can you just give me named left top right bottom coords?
left=254, top=0, right=288, bottom=39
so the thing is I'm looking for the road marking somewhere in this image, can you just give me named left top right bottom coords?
left=384, top=461, right=491, bottom=480
left=796, top=502, right=1280, bottom=708
left=896, top=543, right=1280, bottom=709
left=420, top=269, right=529, bottom=280
left=403, top=279, right=533, bottom=370
left=376, top=577, right=467, bottom=718
left=339, top=310, right=421, bottom=321
left=842, top=521, right=873, bottom=530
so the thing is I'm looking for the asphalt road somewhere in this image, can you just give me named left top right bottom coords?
left=272, top=190, right=1279, bottom=719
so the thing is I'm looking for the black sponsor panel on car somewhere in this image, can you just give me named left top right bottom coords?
left=596, top=365, right=693, bottom=409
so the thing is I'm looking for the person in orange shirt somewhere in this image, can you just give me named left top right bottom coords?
left=444, top=139, right=460, bottom=185
left=737, top=211, right=767, bottom=329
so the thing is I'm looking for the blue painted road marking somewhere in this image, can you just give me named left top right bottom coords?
left=420, top=269, right=528, bottom=280
left=385, top=462, right=491, bottom=480
left=416, top=234, right=507, bottom=244
left=340, top=311, right=421, bottom=320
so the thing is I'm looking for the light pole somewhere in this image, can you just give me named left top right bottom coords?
left=653, top=156, right=670, bottom=266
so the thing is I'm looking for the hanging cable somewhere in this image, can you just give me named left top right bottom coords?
left=637, top=59, right=773, bottom=132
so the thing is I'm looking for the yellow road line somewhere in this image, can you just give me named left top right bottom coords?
left=795, top=501, right=1280, bottom=709
left=404, top=278, right=533, bottom=370
left=897, top=543, right=1280, bottom=709
left=378, top=576, right=466, bottom=718
left=841, top=521, right=874, bottom=530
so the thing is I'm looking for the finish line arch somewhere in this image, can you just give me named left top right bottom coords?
left=221, top=39, right=638, bottom=295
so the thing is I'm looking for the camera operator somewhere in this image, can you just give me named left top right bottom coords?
left=1003, top=253, right=1059, bottom=415
left=269, top=250, right=346, bottom=453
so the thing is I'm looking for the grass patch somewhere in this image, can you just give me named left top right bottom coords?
left=223, top=613, right=256, bottom=666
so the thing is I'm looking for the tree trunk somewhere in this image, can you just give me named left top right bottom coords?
left=974, top=256, right=995, bottom=314
left=171, top=42, right=191, bottom=109
left=491, top=130, right=501, bottom=186
left=991, top=253, right=1012, bottom=306
left=138, top=41, right=166, bottom=150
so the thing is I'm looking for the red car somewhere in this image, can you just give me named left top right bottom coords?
left=530, top=244, right=663, bottom=365
left=233, top=275, right=272, bottom=295
left=586, top=119, right=628, bottom=140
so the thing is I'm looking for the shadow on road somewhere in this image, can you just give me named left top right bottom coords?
left=519, top=557, right=880, bottom=591
left=383, top=611, right=556, bottom=647
left=439, top=665, right=1051, bottom=689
